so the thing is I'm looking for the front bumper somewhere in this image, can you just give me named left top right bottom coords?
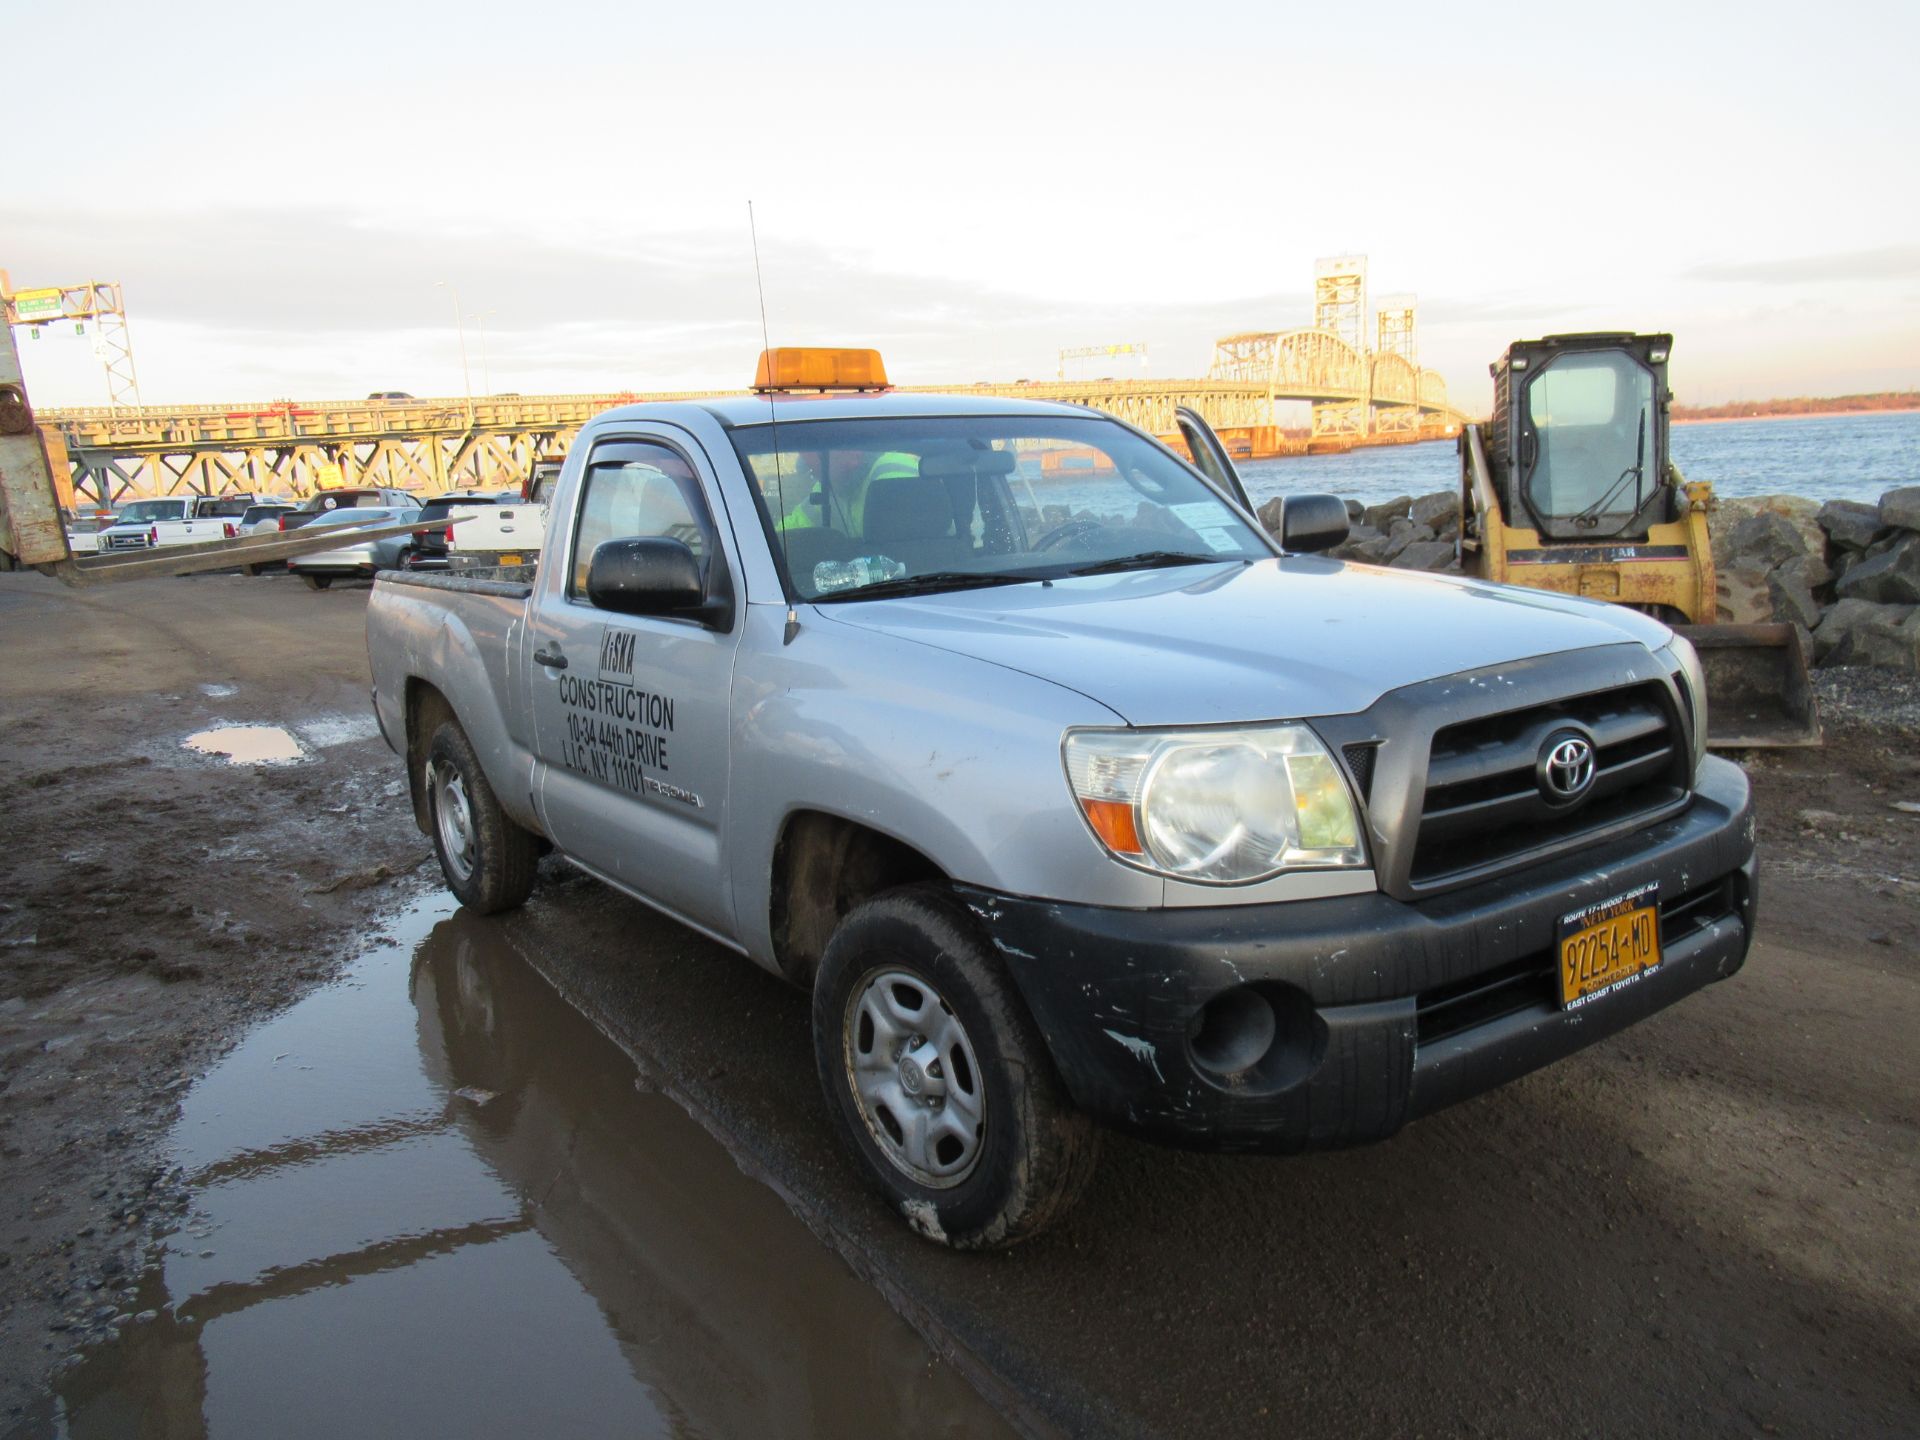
left=963, top=755, right=1756, bottom=1153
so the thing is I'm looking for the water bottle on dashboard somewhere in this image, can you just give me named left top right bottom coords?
left=813, top=555, right=907, bottom=593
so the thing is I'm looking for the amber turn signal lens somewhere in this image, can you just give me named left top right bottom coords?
left=1080, top=798, right=1142, bottom=856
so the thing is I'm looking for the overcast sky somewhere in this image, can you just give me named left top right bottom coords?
left=5, top=0, right=1916, bottom=412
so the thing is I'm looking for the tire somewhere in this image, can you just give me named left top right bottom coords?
left=812, top=885, right=1099, bottom=1249
left=421, top=719, right=538, bottom=914
left=244, top=563, right=262, bottom=577
left=302, top=573, right=332, bottom=590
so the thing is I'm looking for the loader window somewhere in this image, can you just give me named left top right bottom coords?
left=1523, top=352, right=1656, bottom=537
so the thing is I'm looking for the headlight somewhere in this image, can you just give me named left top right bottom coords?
left=1661, top=635, right=1709, bottom=773
left=1063, top=724, right=1367, bottom=884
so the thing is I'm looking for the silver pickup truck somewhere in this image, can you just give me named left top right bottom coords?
left=365, top=349, right=1757, bottom=1249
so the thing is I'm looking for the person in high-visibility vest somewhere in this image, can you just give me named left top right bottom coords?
left=775, top=452, right=917, bottom=536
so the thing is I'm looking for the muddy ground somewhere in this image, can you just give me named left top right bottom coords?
left=1, top=570, right=1916, bottom=1436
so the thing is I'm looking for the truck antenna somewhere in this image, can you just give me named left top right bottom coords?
left=748, top=201, right=801, bottom=644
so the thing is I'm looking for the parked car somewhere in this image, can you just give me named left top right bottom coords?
left=367, top=391, right=415, bottom=402
left=96, top=494, right=258, bottom=551
left=404, top=492, right=504, bottom=571
left=278, top=487, right=419, bottom=533
left=446, top=498, right=544, bottom=572
left=236, top=500, right=301, bottom=575
left=287, top=504, right=423, bottom=589
left=446, top=461, right=563, bottom=571
left=237, top=501, right=298, bottom=536
left=365, top=346, right=1754, bottom=1250
left=61, top=507, right=104, bottom=555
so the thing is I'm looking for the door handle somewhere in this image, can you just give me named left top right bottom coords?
left=533, top=646, right=568, bottom=670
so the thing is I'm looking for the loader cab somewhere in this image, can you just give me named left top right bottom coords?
left=1488, top=333, right=1673, bottom=541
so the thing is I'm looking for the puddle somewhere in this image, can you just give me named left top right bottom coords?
left=197, top=683, right=237, bottom=699
left=181, top=726, right=306, bottom=766
left=32, top=897, right=1012, bottom=1439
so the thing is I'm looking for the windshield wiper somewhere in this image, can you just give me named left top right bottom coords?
left=1065, top=550, right=1227, bottom=577
left=817, top=570, right=1040, bottom=602
left=1571, top=405, right=1651, bottom=532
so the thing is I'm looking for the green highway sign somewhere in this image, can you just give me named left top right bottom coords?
left=11, top=288, right=64, bottom=323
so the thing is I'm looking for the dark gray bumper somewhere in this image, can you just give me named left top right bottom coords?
left=961, top=756, right=1756, bottom=1153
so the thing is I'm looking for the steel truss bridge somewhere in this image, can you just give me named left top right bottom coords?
left=40, top=372, right=1463, bottom=504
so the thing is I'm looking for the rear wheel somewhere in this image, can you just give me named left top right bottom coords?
left=812, top=886, right=1098, bottom=1249
left=422, top=719, right=538, bottom=914
left=301, top=573, right=332, bottom=590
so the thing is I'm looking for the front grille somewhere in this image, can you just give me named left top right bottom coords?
left=1415, top=875, right=1741, bottom=1044
left=1341, top=742, right=1378, bottom=801
left=1409, top=682, right=1686, bottom=890
left=104, top=533, right=150, bottom=551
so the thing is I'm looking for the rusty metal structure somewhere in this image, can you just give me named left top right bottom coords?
left=42, top=393, right=631, bottom=504
left=37, top=373, right=1465, bottom=504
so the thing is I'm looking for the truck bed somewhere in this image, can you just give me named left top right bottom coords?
left=367, top=568, right=544, bottom=839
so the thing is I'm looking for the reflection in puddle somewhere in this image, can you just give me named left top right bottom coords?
left=43, top=897, right=1008, bottom=1438
left=180, top=726, right=305, bottom=766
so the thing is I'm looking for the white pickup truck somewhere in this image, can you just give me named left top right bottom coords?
left=446, top=459, right=564, bottom=572
left=97, top=494, right=257, bottom=552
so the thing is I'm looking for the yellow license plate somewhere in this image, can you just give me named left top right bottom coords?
left=1557, top=884, right=1662, bottom=1009
left=498, top=553, right=523, bottom=567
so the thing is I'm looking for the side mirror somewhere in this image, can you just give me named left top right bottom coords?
left=586, top=536, right=730, bottom=627
left=1279, top=494, right=1349, bottom=554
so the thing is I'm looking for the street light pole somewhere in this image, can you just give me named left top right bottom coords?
left=473, top=309, right=496, bottom=395
left=435, top=281, right=472, bottom=399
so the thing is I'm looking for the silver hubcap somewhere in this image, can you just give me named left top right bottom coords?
left=844, top=968, right=985, bottom=1188
left=432, top=761, right=476, bottom=883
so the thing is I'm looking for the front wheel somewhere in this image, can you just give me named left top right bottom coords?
left=812, top=886, right=1099, bottom=1249
left=421, top=719, right=538, bottom=914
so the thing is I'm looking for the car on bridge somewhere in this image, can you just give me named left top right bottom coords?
left=365, top=346, right=1755, bottom=1250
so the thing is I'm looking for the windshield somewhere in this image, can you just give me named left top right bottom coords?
left=730, top=415, right=1267, bottom=601
left=115, top=500, right=188, bottom=524
left=1523, top=352, right=1656, bottom=536
left=420, top=498, right=497, bottom=522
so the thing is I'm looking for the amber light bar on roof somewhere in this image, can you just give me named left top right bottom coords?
left=751, top=347, right=890, bottom=393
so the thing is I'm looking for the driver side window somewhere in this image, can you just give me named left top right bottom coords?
left=569, top=442, right=712, bottom=600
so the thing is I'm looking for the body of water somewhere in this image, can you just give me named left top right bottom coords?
left=1236, top=410, right=1920, bottom=511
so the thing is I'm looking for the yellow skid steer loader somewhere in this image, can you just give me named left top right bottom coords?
left=1458, top=332, right=1821, bottom=748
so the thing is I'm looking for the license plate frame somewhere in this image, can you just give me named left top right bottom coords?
left=1557, top=881, right=1662, bottom=1010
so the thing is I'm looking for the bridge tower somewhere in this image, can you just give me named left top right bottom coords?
left=1372, top=293, right=1420, bottom=435
left=1311, top=256, right=1368, bottom=439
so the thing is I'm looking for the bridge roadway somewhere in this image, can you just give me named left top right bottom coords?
left=39, top=378, right=1467, bottom=501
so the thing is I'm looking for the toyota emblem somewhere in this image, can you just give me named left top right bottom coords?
left=1537, top=730, right=1597, bottom=805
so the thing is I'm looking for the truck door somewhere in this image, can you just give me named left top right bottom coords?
left=1173, top=407, right=1256, bottom=515
left=526, top=434, right=742, bottom=938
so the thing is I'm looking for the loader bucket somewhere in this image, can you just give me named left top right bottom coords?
left=1674, top=623, right=1823, bottom=749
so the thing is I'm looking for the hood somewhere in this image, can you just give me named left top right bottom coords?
left=816, top=557, right=1673, bottom=725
